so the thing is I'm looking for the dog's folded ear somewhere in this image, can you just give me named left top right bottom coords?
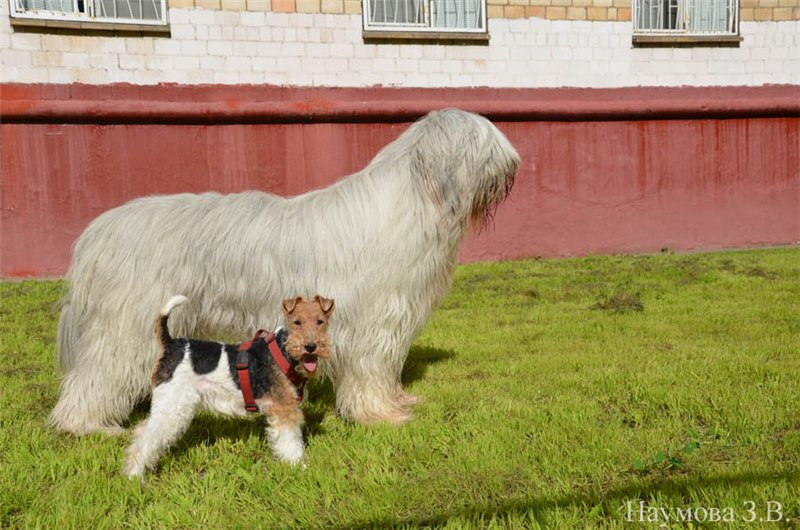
left=282, top=297, right=303, bottom=314
left=314, top=295, right=335, bottom=317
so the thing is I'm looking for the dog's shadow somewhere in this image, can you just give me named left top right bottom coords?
left=125, top=345, right=455, bottom=462
left=402, top=345, right=455, bottom=385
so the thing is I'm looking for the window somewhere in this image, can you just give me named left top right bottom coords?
left=633, top=0, right=739, bottom=40
left=363, top=0, right=488, bottom=39
left=9, top=0, right=168, bottom=30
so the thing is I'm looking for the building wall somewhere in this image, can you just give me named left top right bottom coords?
left=2, top=84, right=799, bottom=277
left=2, top=1, right=799, bottom=87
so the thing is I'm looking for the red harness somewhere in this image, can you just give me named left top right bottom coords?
left=236, top=330, right=306, bottom=412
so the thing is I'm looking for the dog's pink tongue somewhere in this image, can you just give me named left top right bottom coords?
left=303, top=357, right=318, bottom=373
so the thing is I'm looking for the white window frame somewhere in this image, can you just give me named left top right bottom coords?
left=9, top=0, right=169, bottom=30
left=362, top=0, right=488, bottom=40
left=632, top=0, right=739, bottom=40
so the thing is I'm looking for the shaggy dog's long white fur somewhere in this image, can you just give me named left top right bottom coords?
left=49, top=108, right=520, bottom=435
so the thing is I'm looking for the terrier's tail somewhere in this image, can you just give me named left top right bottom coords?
left=157, top=295, right=188, bottom=345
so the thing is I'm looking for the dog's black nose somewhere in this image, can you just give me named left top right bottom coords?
left=304, top=343, right=317, bottom=354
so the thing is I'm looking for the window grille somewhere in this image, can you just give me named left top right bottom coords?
left=10, top=0, right=167, bottom=28
left=633, top=0, right=738, bottom=35
left=363, top=0, right=487, bottom=34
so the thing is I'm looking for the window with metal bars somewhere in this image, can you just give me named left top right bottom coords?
left=9, top=0, right=167, bottom=28
left=633, top=0, right=738, bottom=35
left=363, top=0, right=487, bottom=37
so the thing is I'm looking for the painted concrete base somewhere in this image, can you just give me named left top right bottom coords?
left=2, top=84, right=798, bottom=277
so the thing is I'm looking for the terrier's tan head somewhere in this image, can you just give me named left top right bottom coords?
left=282, top=295, right=334, bottom=377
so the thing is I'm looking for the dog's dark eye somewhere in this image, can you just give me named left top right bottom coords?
left=294, top=320, right=302, bottom=326
left=317, top=319, right=325, bottom=325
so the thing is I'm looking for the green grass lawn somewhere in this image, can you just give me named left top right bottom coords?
left=1, top=248, right=798, bottom=528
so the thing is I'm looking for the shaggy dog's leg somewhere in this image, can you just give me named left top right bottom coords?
left=397, top=390, right=425, bottom=407
left=331, top=336, right=416, bottom=424
left=49, top=370, right=134, bottom=436
left=334, top=374, right=413, bottom=424
left=50, top=305, right=155, bottom=435
left=327, top=303, right=431, bottom=424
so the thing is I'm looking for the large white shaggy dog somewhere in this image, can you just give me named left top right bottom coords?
left=50, top=109, right=520, bottom=435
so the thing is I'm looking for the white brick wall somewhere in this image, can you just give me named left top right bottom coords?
left=1, top=1, right=799, bottom=87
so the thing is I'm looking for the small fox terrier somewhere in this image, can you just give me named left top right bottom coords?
left=124, top=294, right=334, bottom=480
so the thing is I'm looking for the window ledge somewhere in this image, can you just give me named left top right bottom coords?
left=633, top=34, right=742, bottom=46
left=362, top=30, right=489, bottom=43
left=9, top=14, right=170, bottom=33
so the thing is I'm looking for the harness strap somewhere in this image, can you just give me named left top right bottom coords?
left=237, top=329, right=267, bottom=413
left=265, top=334, right=306, bottom=403
left=237, top=330, right=306, bottom=411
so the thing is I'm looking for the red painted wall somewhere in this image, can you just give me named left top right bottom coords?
left=1, top=84, right=799, bottom=277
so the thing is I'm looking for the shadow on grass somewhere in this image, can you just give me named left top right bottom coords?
left=343, top=469, right=799, bottom=528
left=402, top=346, right=456, bottom=386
